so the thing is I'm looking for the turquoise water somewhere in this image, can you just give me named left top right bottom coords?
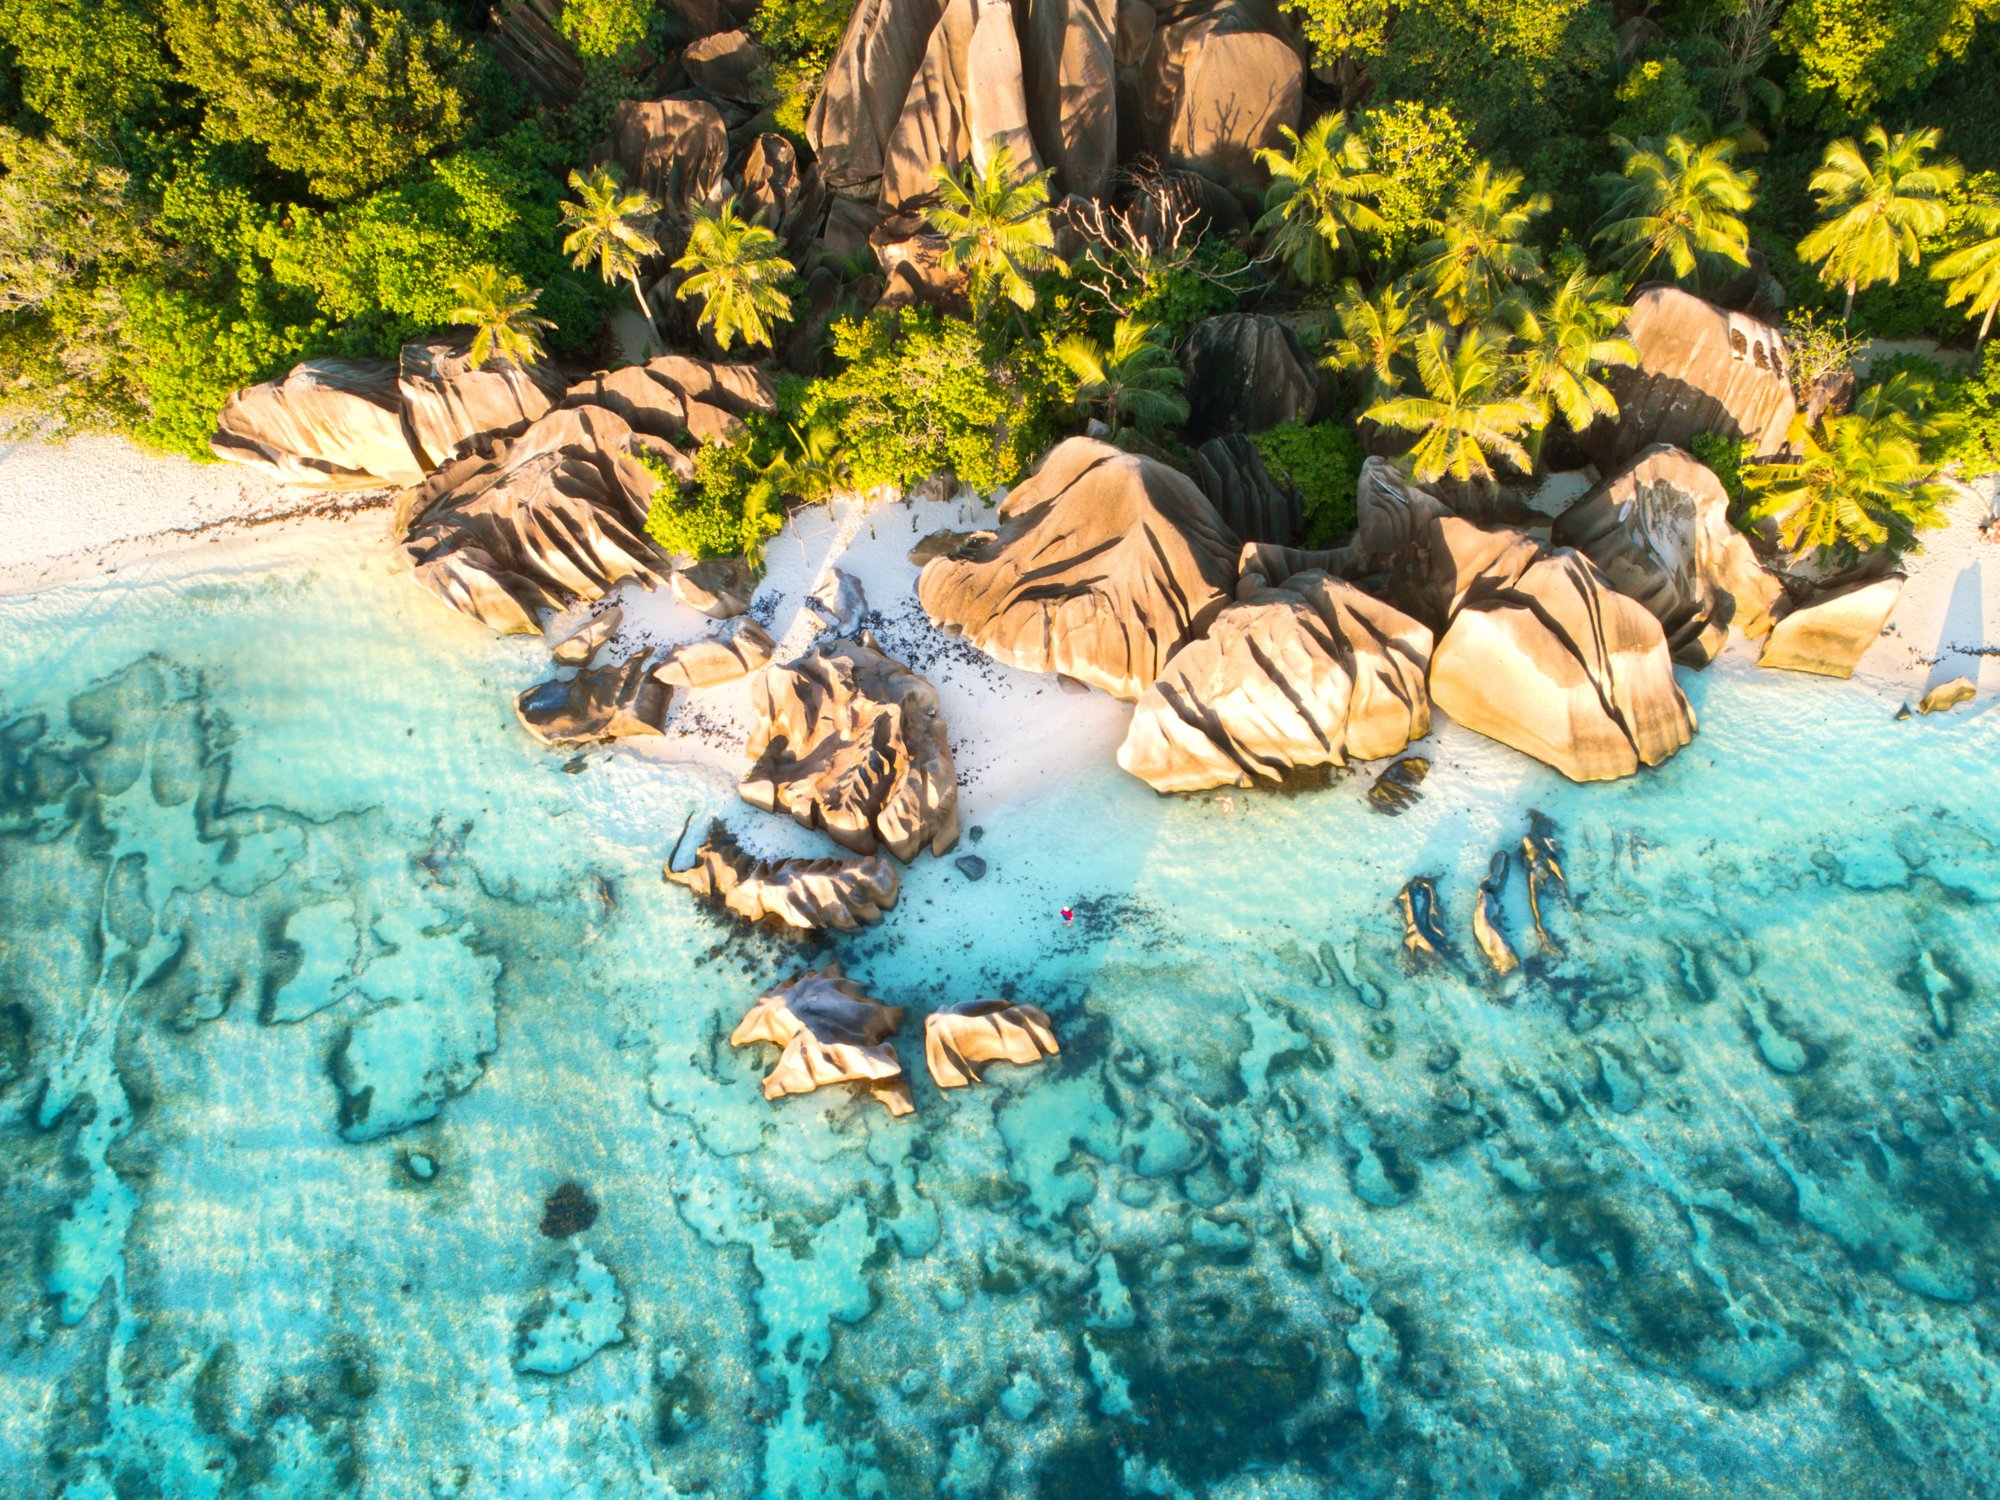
left=3, top=542, right=1999, bottom=1499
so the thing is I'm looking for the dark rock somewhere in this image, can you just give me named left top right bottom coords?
left=1193, top=434, right=1301, bottom=546
left=610, top=98, right=730, bottom=211
left=1366, top=756, right=1428, bottom=815
left=1180, top=314, right=1317, bottom=442
left=955, top=854, right=987, bottom=879
left=516, top=660, right=671, bottom=745
left=540, top=1182, right=599, bottom=1238
left=1399, top=876, right=1447, bottom=958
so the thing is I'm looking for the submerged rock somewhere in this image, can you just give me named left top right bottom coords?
left=516, top=660, right=671, bottom=745
left=1522, top=815, right=1569, bottom=953
left=731, top=964, right=915, bottom=1115
left=1758, top=574, right=1904, bottom=679
left=1117, top=573, right=1432, bottom=793
left=515, top=1249, right=627, bottom=1376
left=917, top=437, right=1240, bottom=700
left=666, top=819, right=899, bottom=931
left=212, top=358, right=425, bottom=488
left=1919, top=677, right=1976, bottom=714
left=924, top=997, right=1060, bottom=1088
left=741, top=632, right=959, bottom=859
left=1472, top=852, right=1519, bottom=976
left=399, top=405, right=671, bottom=634
left=954, top=854, right=987, bottom=880
left=1427, top=517, right=1696, bottom=781
left=653, top=619, right=775, bottom=689
left=539, top=1181, right=599, bottom=1238
left=1552, top=444, right=1782, bottom=666
left=1366, top=756, right=1428, bottom=815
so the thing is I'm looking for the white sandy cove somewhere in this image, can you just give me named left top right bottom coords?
left=2, top=432, right=1997, bottom=812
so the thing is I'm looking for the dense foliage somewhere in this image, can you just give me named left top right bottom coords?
left=1250, top=419, right=1365, bottom=545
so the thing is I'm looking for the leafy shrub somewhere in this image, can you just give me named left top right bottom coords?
left=641, top=441, right=783, bottom=563
left=1251, top=418, right=1365, bottom=545
left=1355, top=100, right=1474, bottom=271
left=1689, top=430, right=1754, bottom=514
left=750, top=0, right=855, bottom=139
left=1876, top=348, right=2000, bottom=475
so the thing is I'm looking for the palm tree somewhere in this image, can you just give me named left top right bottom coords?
left=1057, top=318, right=1189, bottom=437
left=1743, top=408, right=1947, bottom=554
left=1594, top=133, right=1757, bottom=290
left=765, top=422, right=849, bottom=504
left=1412, top=164, right=1551, bottom=326
left=673, top=197, right=796, bottom=353
left=1364, top=323, right=1540, bottom=487
left=1325, top=279, right=1419, bottom=399
left=926, top=146, right=1059, bottom=320
left=447, top=266, right=554, bottom=369
left=1931, top=199, right=2000, bottom=348
left=1253, top=112, right=1386, bottom=286
left=1510, top=270, right=1638, bottom=459
left=1798, top=126, right=1964, bottom=321
left=559, top=164, right=663, bottom=347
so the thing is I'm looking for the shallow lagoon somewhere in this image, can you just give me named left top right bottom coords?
left=2, top=540, right=1998, bottom=1499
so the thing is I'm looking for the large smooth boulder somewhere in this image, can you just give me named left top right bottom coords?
left=399, top=338, right=567, bottom=469
left=880, top=0, right=1042, bottom=209
left=683, top=30, right=770, bottom=103
left=1140, top=3, right=1301, bottom=184
left=671, top=556, right=757, bottom=617
left=1552, top=444, right=1782, bottom=667
left=515, top=659, right=670, bottom=744
left=1428, top=517, right=1697, bottom=781
left=609, top=98, right=729, bottom=211
left=1117, top=572, right=1432, bottom=792
left=731, top=964, right=914, bottom=1115
left=925, top=999, right=1060, bottom=1087
left=1193, top=434, right=1301, bottom=546
left=1021, top=0, right=1118, bottom=198
left=563, top=356, right=777, bottom=446
left=1758, top=574, right=1904, bottom=678
left=1181, top=314, right=1318, bottom=441
left=808, top=0, right=949, bottom=191
left=741, top=632, right=960, bottom=859
left=1588, top=288, right=1797, bottom=470
left=212, top=358, right=425, bottom=488
left=668, top=820, right=898, bottom=931
left=399, top=405, right=671, bottom=633
left=1355, top=457, right=1452, bottom=557
left=653, top=619, right=775, bottom=688
left=917, top=437, right=1240, bottom=699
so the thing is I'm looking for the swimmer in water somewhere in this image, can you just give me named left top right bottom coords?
left=1060, top=907, right=1074, bottom=924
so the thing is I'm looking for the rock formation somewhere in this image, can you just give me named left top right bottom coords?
left=731, top=964, right=914, bottom=1115
left=610, top=98, right=729, bottom=211
left=563, top=356, right=777, bottom=446
left=516, top=658, right=670, bottom=744
left=917, top=437, right=1240, bottom=699
left=1552, top=444, right=1782, bottom=666
left=212, top=359, right=425, bottom=488
left=399, top=405, right=671, bottom=633
left=808, top=0, right=949, bottom=192
left=924, top=998, right=1060, bottom=1087
left=1588, top=288, right=1796, bottom=470
left=1522, top=816, right=1568, bottom=952
left=741, top=632, right=960, bottom=859
left=399, top=338, right=567, bottom=468
left=1355, top=457, right=1452, bottom=557
left=1193, top=434, right=1302, bottom=546
left=880, top=0, right=1043, bottom=210
left=1757, top=574, right=1904, bottom=678
left=653, top=619, right=776, bottom=688
left=1140, top=1, right=1302, bottom=183
left=1427, top=517, right=1696, bottom=781
left=1472, top=852, right=1519, bottom=975
left=671, top=556, right=757, bottom=617
left=1181, top=314, right=1318, bottom=441
left=1919, top=677, right=1976, bottom=714
left=807, top=568, right=868, bottom=634
left=1400, top=876, right=1446, bottom=958
left=1117, top=572, right=1432, bottom=792
left=1367, top=755, right=1428, bottom=814
left=551, top=605, right=623, bottom=666
left=1020, top=0, right=1118, bottom=198
left=683, top=29, right=770, bottom=102
left=739, top=134, right=827, bottom=259
left=668, top=820, right=899, bottom=930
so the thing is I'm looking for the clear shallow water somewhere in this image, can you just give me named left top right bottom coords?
left=2, top=545, right=1999, bottom=1499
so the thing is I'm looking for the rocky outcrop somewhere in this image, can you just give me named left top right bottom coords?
left=739, top=134, right=827, bottom=259
left=212, top=359, right=425, bottom=488
left=924, top=998, right=1060, bottom=1087
left=399, top=405, right=671, bottom=633
left=1355, top=458, right=1452, bottom=557
left=1117, top=572, right=1432, bottom=792
left=808, top=0, right=949, bottom=192
left=807, top=568, right=868, bottom=634
left=516, top=658, right=670, bottom=744
left=869, top=214, right=967, bottom=308
left=398, top=338, right=566, bottom=468
left=731, top=964, right=914, bottom=1115
left=880, top=0, right=1043, bottom=210
left=1181, top=314, right=1318, bottom=441
left=551, top=605, right=623, bottom=666
left=1193, top=434, right=1301, bottom=546
left=653, top=618, right=775, bottom=688
left=1400, top=876, right=1446, bottom=958
left=917, top=438, right=1240, bottom=699
left=1021, top=0, right=1118, bottom=197
left=1367, top=755, right=1427, bottom=814
left=1522, top=816, right=1568, bottom=952
left=564, top=355, right=777, bottom=446
left=1757, top=574, right=1903, bottom=678
left=1552, top=444, right=1782, bottom=667
left=671, top=556, right=756, bottom=617
left=1139, top=1, right=1302, bottom=184
left=1427, top=517, right=1696, bottom=781
left=684, top=30, right=770, bottom=102
left=1472, top=851, right=1519, bottom=975
left=741, top=632, right=959, bottom=859
left=668, top=820, right=899, bottom=930
left=610, top=98, right=729, bottom=211
left=1588, top=288, right=1796, bottom=470
left=1919, top=677, right=1976, bottom=714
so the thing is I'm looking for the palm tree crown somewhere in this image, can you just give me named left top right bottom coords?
left=448, top=265, right=554, bottom=369
left=1057, top=317, right=1189, bottom=438
left=1364, top=323, right=1540, bottom=486
left=1325, top=279, right=1418, bottom=399
left=673, top=197, right=796, bottom=352
left=1594, top=133, right=1756, bottom=289
left=1413, top=164, right=1551, bottom=325
left=1510, top=270, right=1637, bottom=447
left=1797, top=126, right=1964, bottom=317
left=926, top=146, right=1059, bottom=319
left=560, top=163, right=663, bottom=343
left=1254, top=112, right=1386, bottom=287
left=1743, top=403, right=1947, bottom=555
left=1931, top=199, right=2000, bottom=348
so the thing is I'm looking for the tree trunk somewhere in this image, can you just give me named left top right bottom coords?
left=629, top=273, right=661, bottom=353
left=1979, top=300, right=1996, bottom=352
left=1842, top=280, right=1855, bottom=323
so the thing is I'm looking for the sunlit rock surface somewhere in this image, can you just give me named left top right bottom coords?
left=212, top=358, right=426, bottom=488
left=731, top=964, right=914, bottom=1114
left=516, top=659, right=671, bottom=745
left=925, top=998, right=1060, bottom=1087
left=653, top=619, right=775, bottom=689
left=398, top=338, right=567, bottom=468
left=668, top=819, right=899, bottom=930
left=741, top=632, right=959, bottom=859
left=917, top=437, right=1240, bottom=699
left=1759, top=573, right=1905, bottom=678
